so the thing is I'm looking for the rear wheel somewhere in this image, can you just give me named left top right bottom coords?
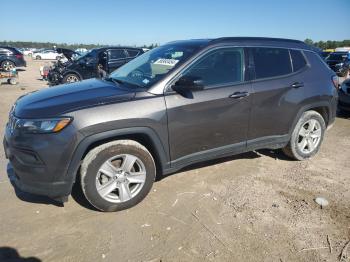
left=35, top=55, right=41, bottom=60
left=63, top=73, right=80, bottom=83
left=80, top=140, right=156, bottom=212
left=1, top=60, right=15, bottom=71
left=283, top=110, right=325, bottom=160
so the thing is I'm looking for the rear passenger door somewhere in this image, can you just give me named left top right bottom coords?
left=248, top=47, right=307, bottom=146
left=107, top=49, right=127, bottom=72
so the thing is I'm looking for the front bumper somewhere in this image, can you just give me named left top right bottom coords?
left=338, top=89, right=350, bottom=111
left=3, top=122, right=78, bottom=200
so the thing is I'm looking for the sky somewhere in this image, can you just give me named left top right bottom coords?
left=1, top=0, right=349, bottom=46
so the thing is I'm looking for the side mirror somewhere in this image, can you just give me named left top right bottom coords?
left=172, top=75, right=204, bottom=92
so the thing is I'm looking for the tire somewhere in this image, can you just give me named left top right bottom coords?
left=62, top=73, right=80, bottom=83
left=1, top=60, right=15, bottom=71
left=36, top=55, right=41, bottom=60
left=7, top=78, right=17, bottom=85
left=80, top=140, right=156, bottom=212
left=283, top=110, right=326, bottom=160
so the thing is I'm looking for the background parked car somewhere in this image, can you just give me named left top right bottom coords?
left=48, top=47, right=144, bottom=85
left=33, top=49, right=62, bottom=60
left=338, top=78, right=350, bottom=112
left=325, top=51, right=350, bottom=77
left=0, top=46, right=26, bottom=71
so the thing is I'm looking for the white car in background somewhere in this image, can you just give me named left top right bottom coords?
left=33, top=50, right=62, bottom=60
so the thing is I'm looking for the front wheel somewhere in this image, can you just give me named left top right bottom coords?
left=1, top=60, right=15, bottom=71
left=283, top=110, right=326, bottom=160
left=80, top=140, right=156, bottom=212
left=62, top=73, right=80, bottom=83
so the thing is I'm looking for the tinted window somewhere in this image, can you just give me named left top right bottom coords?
left=127, top=49, right=139, bottom=58
left=109, top=49, right=126, bottom=60
left=183, top=48, right=244, bottom=86
left=290, top=50, right=307, bottom=72
left=252, top=48, right=292, bottom=79
left=327, top=53, right=348, bottom=61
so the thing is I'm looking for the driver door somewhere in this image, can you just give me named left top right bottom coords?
left=165, top=47, right=252, bottom=165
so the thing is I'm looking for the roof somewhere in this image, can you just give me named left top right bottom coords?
left=167, top=37, right=314, bottom=51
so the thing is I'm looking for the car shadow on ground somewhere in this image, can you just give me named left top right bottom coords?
left=0, top=246, right=41, bottom=262
left=6, top=149, right=293, bottom=211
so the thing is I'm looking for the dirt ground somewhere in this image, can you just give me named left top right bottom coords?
left=0, top=58, right=349, bottom=262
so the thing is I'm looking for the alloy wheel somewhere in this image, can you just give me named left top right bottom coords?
left=66, top=75, right=79, bottom=83
left=2, top=61, right=14, bottom=71
left=297, top=119, right=322, bottom=154
left=95, top=154, right=147, bottom=203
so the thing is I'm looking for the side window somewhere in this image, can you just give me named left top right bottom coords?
left=182, top=48, right=244, bottom=87
left=290, top=49, right=307, bottom=72
left=252, top=48, right=292, bottom=79
left=109, top=49, right=126, bottom=60
left=127, top=49, right=139, bottom=58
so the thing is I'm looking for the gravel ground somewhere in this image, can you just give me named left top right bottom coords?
left=0, top=59, right=349, bottom=262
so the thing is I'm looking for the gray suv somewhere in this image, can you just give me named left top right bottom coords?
left=3, top=37, right=338, bottom=212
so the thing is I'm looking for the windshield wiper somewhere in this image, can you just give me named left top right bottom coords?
left=103, top=77, right=124, bottom=85
left=104, top=77, right=144, bottom=89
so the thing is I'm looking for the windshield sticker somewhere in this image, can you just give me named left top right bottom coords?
left=153, top=58, right=179, bottom=67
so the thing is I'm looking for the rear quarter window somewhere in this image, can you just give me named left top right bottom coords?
left=252, top=47, right=292, bottom=79
left=290, top=49, right=307, bottom=72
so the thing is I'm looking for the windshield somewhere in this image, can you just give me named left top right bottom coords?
left=109, top=42, right=204, bottom=88
left=327, top=53, right=348, bottom=61
left=77, top=49, right=96, bottom=61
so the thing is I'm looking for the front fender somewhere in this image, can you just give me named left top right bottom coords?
left=65, top=127, right=170, bottom=184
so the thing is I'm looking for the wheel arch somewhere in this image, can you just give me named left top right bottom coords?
left=63, top=70, right=83, bottom=81
left=66, top=127, right=170, bottom=187
left=0, top=59, right=16, bottom=67
left=290, top=102, right=331, bottom=136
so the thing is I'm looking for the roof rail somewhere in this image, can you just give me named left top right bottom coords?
left=210, top=37, right=305, bottom=44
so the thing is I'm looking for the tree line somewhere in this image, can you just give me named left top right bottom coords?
left=304, top=39, right=350, bottom=50
left=0, top=40, right=159, bottom=50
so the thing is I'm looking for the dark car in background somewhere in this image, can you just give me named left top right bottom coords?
left=338, top=78, right=350, bottom=112
left=48, top=47, right=144, bottom=85
left=3, top=37, right=338, bottom=212
left=0, top=47, right=26, bottom=71
left=325, top=52, right=350, bottom=77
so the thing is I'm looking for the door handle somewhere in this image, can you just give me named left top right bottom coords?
left=290, top=82, right=304, bottom=88
left=229, top=91, right=250, bottom=99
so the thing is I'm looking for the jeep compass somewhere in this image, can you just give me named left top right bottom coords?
left=3, top=37, right=338, bottom=212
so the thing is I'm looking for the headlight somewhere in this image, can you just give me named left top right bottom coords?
left=15, top=117, right=72, bottom=133
left=335, top=62, right=344, bottom=67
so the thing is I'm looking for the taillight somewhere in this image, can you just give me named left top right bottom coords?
left=15, top=54, right=23, bottom=59
left=331, top=75, right=339, bottom=89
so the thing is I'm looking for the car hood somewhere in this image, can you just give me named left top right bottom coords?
left=56, top=48, right=80, bottom=61
left=14, top=78, right=136, bottom=118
